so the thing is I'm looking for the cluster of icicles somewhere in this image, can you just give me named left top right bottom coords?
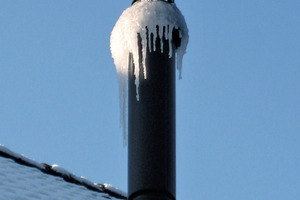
left=110, top=0, right=189, bottom=145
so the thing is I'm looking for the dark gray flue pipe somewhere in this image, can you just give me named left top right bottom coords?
left=128, top=1, right=179, bottom=200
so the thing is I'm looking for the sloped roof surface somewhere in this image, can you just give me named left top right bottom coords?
left=0, top=145, right=126, bottom=200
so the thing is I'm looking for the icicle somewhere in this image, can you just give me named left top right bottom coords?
left=149, top=31, right=153, bottom=53
left=159, top=25, right=164, bottom=53
left=153, top=29, right=157, bottom=52
left=142, top=30, right=147, bottom=79
left=168, top=25, right=173, bottom=58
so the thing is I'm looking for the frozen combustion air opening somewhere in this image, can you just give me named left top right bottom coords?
left=147, top=25, right=181, bottom=52
left=110, top=0, right=188, bottom=145
left=134, top=25, right=181, bottom=100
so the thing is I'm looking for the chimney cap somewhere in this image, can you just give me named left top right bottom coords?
left=132, top=0, right=174, bottom=5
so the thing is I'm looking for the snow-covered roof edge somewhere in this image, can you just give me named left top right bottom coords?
left=0, top=144, right=127, bottom=199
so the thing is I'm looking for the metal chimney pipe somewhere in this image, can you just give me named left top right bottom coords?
left=128, top=23, right=178, bottom=200
left=110, top=1, right=187, bottom=198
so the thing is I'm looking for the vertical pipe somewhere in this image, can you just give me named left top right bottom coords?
left=128, top=25, right=177, bottom=200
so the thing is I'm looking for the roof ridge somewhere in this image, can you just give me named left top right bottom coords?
left=0, top=145, right=126, bottom=199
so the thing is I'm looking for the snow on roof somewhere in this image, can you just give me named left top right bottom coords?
left=0, top=145, right=126, bottom=200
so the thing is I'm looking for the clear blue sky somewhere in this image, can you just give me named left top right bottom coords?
left=1, top=1, right=300, bottom=199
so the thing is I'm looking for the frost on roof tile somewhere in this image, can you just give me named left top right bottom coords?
left=0, top=144, right=126, bottom=200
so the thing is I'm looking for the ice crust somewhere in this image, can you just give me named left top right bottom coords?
left=110, top=0, right=189, bottom=144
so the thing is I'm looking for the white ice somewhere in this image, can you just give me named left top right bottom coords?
left=110, top=0, right=189, bottom=145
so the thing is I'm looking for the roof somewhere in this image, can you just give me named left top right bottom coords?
left=0, top=145, right=126, bottom=200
